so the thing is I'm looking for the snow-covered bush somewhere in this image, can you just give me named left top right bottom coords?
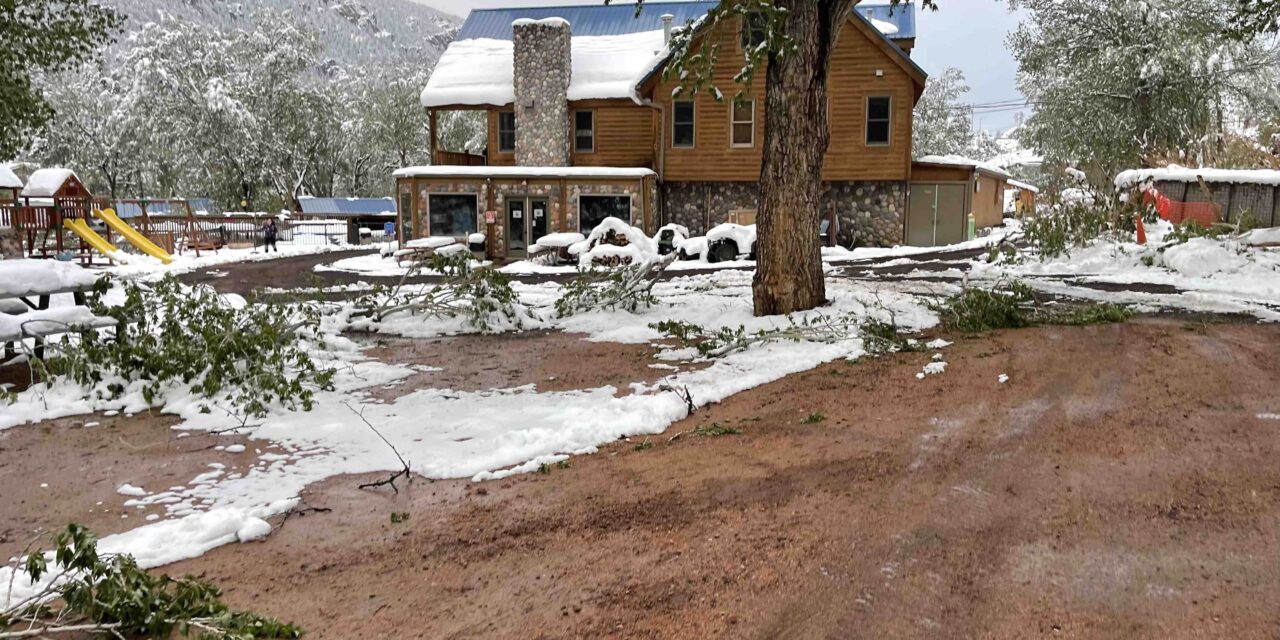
left=30, top=277, right=334, bottom=419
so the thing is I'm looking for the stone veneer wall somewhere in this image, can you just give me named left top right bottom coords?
left=491, top=181, right=564, bottom=255
left=512, top=19, right=571, bottom=167
left=661, top=181, right=906, bottom=247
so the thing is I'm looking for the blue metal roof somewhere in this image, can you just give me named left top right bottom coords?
left=856, top=3, right=916, bottom=40
left=113, top=198, right=214, bottom=219
left=297, top=197, right=396, bottom=217
left=457, top=2, right=915, bottom=42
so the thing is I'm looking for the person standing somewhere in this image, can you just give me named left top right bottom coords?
left=261, top=218, right=279, bottom=253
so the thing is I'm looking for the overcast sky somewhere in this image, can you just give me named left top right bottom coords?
left=413, top=0, right=1029, bottom=132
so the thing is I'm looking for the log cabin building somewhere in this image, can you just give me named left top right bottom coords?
left=396, top=2, right=940, bottom=259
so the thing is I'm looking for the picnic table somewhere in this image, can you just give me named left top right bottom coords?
left=0, top=259, right=116, bottom=361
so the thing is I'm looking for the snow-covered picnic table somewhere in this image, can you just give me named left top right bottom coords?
left=0, top=259, right=115, bottom=359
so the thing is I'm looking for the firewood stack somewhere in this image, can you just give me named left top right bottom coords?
left=590, top=228, right=633, bottom=268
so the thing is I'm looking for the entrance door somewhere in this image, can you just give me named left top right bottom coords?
left=506, top=199, right=527, bottom=258
left=934, top=184, right=968, bottom=245
left=529, top=198, right=549, bottom=245
left=907, top=183, right=969, bottom=247
left=907, top=184, right=937, bottom=246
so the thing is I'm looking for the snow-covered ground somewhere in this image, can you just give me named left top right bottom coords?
left=0, top=266, right=942, bottom=606
left=970, top=220, right=1280, bottom=320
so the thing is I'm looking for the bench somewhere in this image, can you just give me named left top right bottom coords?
left=0, top=260, right=116, bottom=362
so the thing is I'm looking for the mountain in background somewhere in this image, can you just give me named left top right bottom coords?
left=99, top=0, right=460, bottom=70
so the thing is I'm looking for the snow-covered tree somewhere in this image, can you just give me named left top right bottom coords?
left=1010, top=0, right=1280, bottom=174
left=912, top=67, right=1003, bottom=160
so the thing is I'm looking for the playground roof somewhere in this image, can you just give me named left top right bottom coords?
left=297, top=197, right=396, bottom=217
left=21, top=168, right=76, bottom=198
left=0, top=165, right=21, bottom=189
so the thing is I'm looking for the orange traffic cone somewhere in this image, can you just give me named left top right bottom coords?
left=1135, top=215, right=1147, bottom=245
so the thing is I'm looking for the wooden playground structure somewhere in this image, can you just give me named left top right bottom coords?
left=0, top=169, right=219, bottom=264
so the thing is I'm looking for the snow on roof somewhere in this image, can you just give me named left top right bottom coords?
left=1007, top=179, right=1039, bottom=194
left=915, top=155, right=1012, bottom=180
left=421, top=29, right=668, bottom=106
left=393, top=165, right=655, bottom=178
left=20, top=168, right=76, bottom=198
left=1115, top=165, right=1280, bottom=189
left=425, top=2, right=915, bottom=108
left=0, top=164, right=21, bottom=190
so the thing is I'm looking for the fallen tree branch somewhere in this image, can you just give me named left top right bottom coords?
left=343, top=402, right=411, bottom=493
left=0, top=622, right=122, bottom=638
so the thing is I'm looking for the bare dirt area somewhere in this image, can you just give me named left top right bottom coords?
left=357, top=332, right=699, bottom=399
left=0, top=412, right=258, bottom=562
left=132, top=317, right=1280, bottom=639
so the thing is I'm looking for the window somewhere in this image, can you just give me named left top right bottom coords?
left=731, top=99, right=754, bottom=147
left=672, top=100, right=695, bottom=148
left=428, top=194, right=477, bottom=237
left=574, top=110, right=594, bottom=153
left=497, top=111, right=515, bottom=152
left=398, top=191, right=412, bottom=240
left=866, top=97, right=891, bottom=146
left=578, top=195, right=632, bottom=233
left=740, top=12, right=767, bottom=51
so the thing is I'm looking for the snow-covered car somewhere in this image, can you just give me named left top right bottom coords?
left=678, top=223, right=757, bottom=263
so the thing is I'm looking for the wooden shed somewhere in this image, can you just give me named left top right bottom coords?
left=0, top=164, right=21, bottom=205
left=907, top=156, right=1011, bottom=246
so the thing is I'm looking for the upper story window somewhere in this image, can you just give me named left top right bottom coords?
left=672, top=100, right=695, bottom=148
left=497, top=111, right=516, bottom=152
left=574, top=110, right=595, bottom=153
left=731, top=99, right=755, bottom=148
left=740, top=13, right=767, bottom=51
left=865, top=97, right=891, bottom=146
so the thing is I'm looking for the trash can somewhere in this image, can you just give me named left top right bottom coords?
left=468, top=232, right=486, bottom=257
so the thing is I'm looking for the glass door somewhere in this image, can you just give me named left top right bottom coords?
left=529, top=198, right=549, bottom=245
left=506, top=199, right=527, bottom=258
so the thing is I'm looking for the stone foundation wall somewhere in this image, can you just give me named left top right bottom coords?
left=512, top=19, right=571, bottom=167
left=491, top=181, right=564, bottom=256
left=660, top=180, right=906, bottom=247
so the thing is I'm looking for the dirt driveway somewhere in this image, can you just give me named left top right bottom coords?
left=126, top=317, right=1279, bottom=639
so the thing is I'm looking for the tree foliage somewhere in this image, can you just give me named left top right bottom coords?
left=0, top=0, right=122, bottom=159
left=912, top=67, right=1001, bottom=159
left=1010, top=0, right=1280, bottom=174
left=24, top=13, right=481, bottom=210
left=2, top=524, right=302, bottom=638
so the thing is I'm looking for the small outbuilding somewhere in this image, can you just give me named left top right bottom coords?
left=907, top=155, right=1011, bottom=246
left=20, top=168, right=93, bottom=206
left=0, top=165, right=22, bottom=204
left=1005, top=178, right=1038, bottom=217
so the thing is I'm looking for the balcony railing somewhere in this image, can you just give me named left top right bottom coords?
left=433, top=150, right=487, bottom=166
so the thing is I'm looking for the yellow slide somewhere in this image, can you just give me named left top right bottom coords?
left=93, top=207, right=173, bottom=264
left=64, top=218, right=123, bottom=259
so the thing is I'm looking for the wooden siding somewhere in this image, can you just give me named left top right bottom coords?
left=652, top=15, right=920, bottom=183
left=973, top=174, right=1006, bottom=228
left=569, top=99, right=657, bottom=168
left=486, top=109, right=516, bottom=166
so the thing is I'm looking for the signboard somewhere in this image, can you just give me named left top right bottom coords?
left=485, top=210, right=496, bottom=224
left=534, top=208, right=544, bottom=219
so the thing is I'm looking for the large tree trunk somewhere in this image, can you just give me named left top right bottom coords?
left=752, top=0, right=853, bottom=316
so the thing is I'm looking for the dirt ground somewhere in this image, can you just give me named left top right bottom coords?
left=126, top=317, right=1279, bottom=639
left=4, top=317, right=1279, bottom=638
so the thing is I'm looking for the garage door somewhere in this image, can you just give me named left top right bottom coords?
left=907, top=183, right=968, bottom=247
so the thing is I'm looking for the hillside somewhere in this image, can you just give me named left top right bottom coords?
left=100, top=0, right=459, bottom=70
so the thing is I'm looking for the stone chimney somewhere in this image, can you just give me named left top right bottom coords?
left=512, top=17, right=572, bottom=167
